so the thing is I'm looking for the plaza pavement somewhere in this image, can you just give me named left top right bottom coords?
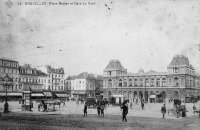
left=1, top=100, right=200, bottom=119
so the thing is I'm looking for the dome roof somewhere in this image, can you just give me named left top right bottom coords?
left=104, top=59, right=125, bottom=70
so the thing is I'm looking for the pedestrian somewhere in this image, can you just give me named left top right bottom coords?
left=63, top=100, right=66, bottom=107
left=176, top=105, right=180, bottom=118
left=130, top=101, right=133, bottom=109
left=161, top=104, right=166, bottom=118
left=100, top=105, right=104, bottom=117
left=96, top=100, right=101, bottom=116
left=43, top=103, right=47, bottom=112
left=121, top=101, right=128, bottom=122
left=83, top=104, right=87, bottom=117
left=182, top=105, right=187, bottom=117
left=193, top=104, right=196, bottom=114
left=141, top=100, right=144, bottom=109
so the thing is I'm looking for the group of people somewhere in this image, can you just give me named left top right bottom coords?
left=84, top=99, right=129, bottom=122
left=175, top=104, right=187, bottom=118
left=83, top=99, right=106, bottom=117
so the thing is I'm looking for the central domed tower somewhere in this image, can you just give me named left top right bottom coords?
left=167, top=55, right=195, bottom=75
left=103, top=59, right=127, bottom=77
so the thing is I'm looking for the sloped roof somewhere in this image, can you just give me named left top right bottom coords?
left=168, top=55, right=190, bottom=66
left=66, top=75, right=76, bottom=80
left=19, top=64, right=47, bottom=76
left=76, top=72, right=95, bottom=79
left=104, top=59, right=125, bottom=70
left=66, top=73, right=102, bottom=80
left=146, top=70, right=157, bottom=74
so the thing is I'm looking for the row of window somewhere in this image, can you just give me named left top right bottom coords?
left=107, top=77, right=195, bottom=87
left=0, top=68, right=19, bottom=74
left=0, top=84, right=43, bottom=91
left=48, top=74, right=64, bottom=78
left=48, top=79, right=63, bottom=83
left=0, top=61, right=18, bottom=68
left=48, top=85, right=64, bottom=90
left=18, top=78, right=46, bottom=83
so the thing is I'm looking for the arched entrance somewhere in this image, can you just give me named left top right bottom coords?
left=128, top=91, right=132, bottom=99
left=139, top=91, right=143, bottom=99
left=144, top=91, right=148, bottom=102
left=108, top=91, right=112, bottom=101
left=134, top=91, right=138, bottom=99
left=162, top=91, right=166, bottom=100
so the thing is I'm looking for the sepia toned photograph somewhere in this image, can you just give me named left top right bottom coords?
left=0, top=0, right=200, bottom=129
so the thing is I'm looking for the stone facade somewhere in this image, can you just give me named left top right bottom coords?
left=45, top=65, right=65, bottom=91
left=19, top=64, right=47, bottom=92
left=103, top=55, right=200, bottom=102
left=65, top=72, right=103, bottom=99
left=0, top=59, right=19, bottom=92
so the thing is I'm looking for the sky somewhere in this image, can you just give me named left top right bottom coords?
left=0, top=0, right=200, bottom=76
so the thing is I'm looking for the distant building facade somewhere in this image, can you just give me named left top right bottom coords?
left=19, top=64, right=47, bottom=92
left=103, top=55, right=200, bottom=102
left=0, top=59, right=19, bottom=92
left=45, top=66, right=65, bottom=91
left=65, top=72, right=103, bottom=99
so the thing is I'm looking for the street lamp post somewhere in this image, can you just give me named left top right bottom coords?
left=3, top=74, right=13, bottom=113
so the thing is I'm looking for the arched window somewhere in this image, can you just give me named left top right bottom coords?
left=191, top=77, right=194, bottom=87
left=128, top=79, right=132, bottom=86
left=174, top=77, right=179, bottom=86
left=156, top=78, right=160, bottom=86
left=119, top=79, right=122, bottom=87
left=124, top=79, right=127, bottom=87
left=108, top=79, right=112, bottom=87
left=134, top=79, right=138, bottom=86
left=181, top=78, right=184, bottom=85
left=145, top=78, right=149, bottom=86
left=162, top=78, right=166, bottom=86
left=150, top=78, right=154, bottom=86
left=169, top=78, right=172, bottom=85
left=139, top=78, right=143, bottom=86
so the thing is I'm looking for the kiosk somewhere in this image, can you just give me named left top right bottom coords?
left=21, top=90, right=32, bottom=111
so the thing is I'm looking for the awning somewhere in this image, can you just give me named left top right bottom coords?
left=0, top=93, right=5, bottom=96
left=0, top=93, right=22, bottom=96
left=8, top=93, right=22, bottom=96
left=31, top=93, right=44, bottom=97
left=56, top=94, right=68, bottom=97
left=43, top=92, right=52, bottom=97
left=149, top=95, right=156, bottom=98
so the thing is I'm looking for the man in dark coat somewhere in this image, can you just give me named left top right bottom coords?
left=83, top=104, right=87, bottom=117
left=161, top=104, right=166, bottom=118
left=96, top=100, right=101, bottom=116
left=141, top=100, right=144, bottom=109
left=121, top=101, right=128, bottom=122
